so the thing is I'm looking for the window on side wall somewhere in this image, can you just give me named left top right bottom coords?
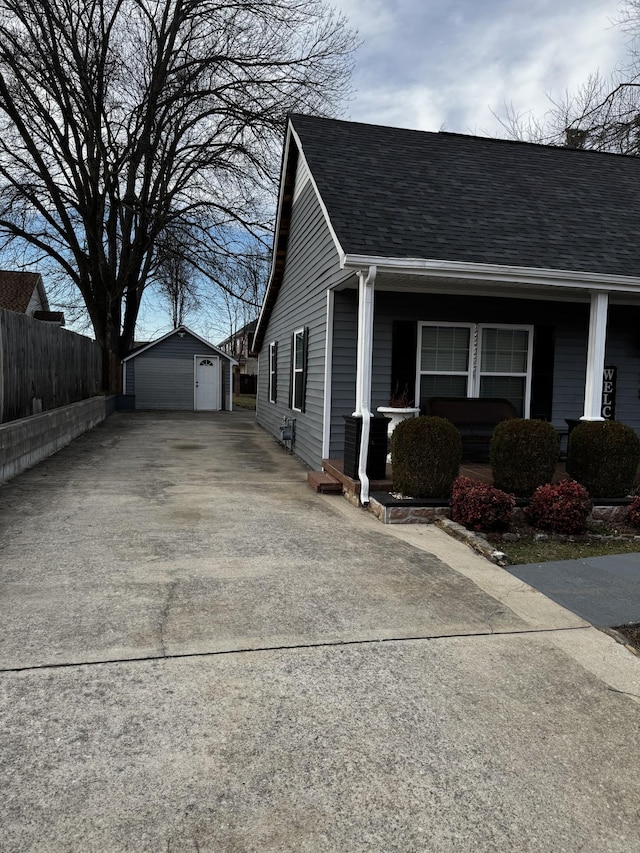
left=268, top=341, right=277, bottom=403
left=290, top=327, right=307, bottom=412
left=417, top=322, right=533, bottom=417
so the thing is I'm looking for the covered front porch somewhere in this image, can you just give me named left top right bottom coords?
left=324, top=260, right=640, bottom=506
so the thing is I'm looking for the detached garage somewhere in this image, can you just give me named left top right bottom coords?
left=123, top=326, right=237, bottom=411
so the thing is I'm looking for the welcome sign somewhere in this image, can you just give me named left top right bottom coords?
left=601, top=366, right=616, bottom=420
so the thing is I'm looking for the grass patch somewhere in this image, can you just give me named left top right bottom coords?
left=504, top=537, right=640, bottom=565
left=233, top=393, right=256, bottom=411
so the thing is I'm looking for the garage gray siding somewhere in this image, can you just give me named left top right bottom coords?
left=256, top=178, right=347, bottom=470
left=127, top=331, right=232, bottom=411
left=125, top=362, right=134, bottom=395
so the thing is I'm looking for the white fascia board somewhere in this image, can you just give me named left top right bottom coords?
left=123, top=325, right=238, bottom=364
left=255, top=122, right=346, bottom=351
left=341, top=255, right=640, bottom=294
left=254, top=129, right=294, bottom=345
left=289, top=126, right=345, bottom=263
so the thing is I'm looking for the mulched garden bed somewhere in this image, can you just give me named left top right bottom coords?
left=612, top=623, right=640, bottom=654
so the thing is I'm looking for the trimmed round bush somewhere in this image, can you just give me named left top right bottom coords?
left=490, top=418, right=560, bottom=497
left=391, top=415, right=461, bottom=498
left=628, top=496, right=640, bottom=529
left=526, top=479, right=592, bottom=534
left=451, top=475, right=515, bottom=532
left=566, top=420, right=640, bottom=498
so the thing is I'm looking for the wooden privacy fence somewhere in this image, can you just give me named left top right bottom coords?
left=0, top=308, right=102, bottom=423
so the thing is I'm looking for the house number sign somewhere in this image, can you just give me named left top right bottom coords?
left=601, top=366, right=616, bottom=420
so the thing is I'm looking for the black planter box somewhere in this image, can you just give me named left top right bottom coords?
left=343, top=415, right=390, bottom=480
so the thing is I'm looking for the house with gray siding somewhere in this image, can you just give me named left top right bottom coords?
left=123, top=326, right=236, bottom=411
left=253, top=114, right=640, bottom=501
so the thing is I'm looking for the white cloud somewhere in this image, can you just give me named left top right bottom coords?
left=332, top=0, right=627, bottom=133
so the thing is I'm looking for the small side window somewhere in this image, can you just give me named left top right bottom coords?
left=290, top=328, right=307, bottom=412
left=268, top=341, right=277, bottom=403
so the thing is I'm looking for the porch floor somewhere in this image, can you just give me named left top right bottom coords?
left=321, top=458, right=569, bottom=497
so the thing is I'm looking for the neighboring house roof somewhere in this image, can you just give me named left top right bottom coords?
left=254, top=114, right=640, bottom=353
left=0, top=270, right=49, bottom=314
left=123, top=325, right=238, bottom=364
left=217, top=318, right=258, bottom=349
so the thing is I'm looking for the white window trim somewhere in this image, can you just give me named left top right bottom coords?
left=415, top=322, right=475, bottom=401
left=268, top=341, right=277, bottom=404
left=476, top=324, right=534, bottom=418
left=416, top=321, right=534, bottom=418
left=292, top=327, right=305, bottom=413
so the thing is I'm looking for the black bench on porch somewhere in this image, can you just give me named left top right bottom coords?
left=424, top=396, right=518, bottom=460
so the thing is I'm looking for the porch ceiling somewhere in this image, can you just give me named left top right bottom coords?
left=334, top=269, right=640, bottom=306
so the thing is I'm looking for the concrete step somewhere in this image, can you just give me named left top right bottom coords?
left=307, top=470, right=342, bottom=494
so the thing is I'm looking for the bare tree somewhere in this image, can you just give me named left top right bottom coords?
left=200, top=237, right=268, bottom=341
left=153, top=226, right=200, bottom=328
left=498, top=1, right=640, bottom=154
left=0, top=0, right=355, bottom=388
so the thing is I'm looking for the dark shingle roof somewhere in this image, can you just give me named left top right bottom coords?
left=290, top=114, right=640, bottom=277
left=0, top=270, right=44, bottom=313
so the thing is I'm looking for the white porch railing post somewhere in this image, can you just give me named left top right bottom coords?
left=353, top=266, right=376, bottom=504
left=581, top=291, right=609, bottom=421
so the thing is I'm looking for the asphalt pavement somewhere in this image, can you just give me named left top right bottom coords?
left=0, top=410, right=639, bottom=852
left=506, top=552, right=640, bottom=627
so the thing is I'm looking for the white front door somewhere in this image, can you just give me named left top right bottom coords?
left=195, top=356, right=220, bottom=410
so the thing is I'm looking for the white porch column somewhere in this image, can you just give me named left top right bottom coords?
left=353, top=265, right=376, bottom=504
left=581, top=291, right=609, bottom=421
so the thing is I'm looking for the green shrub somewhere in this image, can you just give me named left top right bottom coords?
left=391, top=415, right=461, bottom=498
left=566, top=420, right=640, bottom=498
left=490, top=418, right=560, bottom=497
left=451, top=476, right=515, bottom=532
left=526, top=480, right=592, bottom=534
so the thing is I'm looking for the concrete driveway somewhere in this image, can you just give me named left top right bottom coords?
left=1, top=411, right=639, bottom=851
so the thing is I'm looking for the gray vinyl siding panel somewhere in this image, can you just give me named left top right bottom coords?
left=256, top=179, right=345, bottom=469
left=600, top=306, right=640, bottom=433
left=125, top=363, right=134, bottom=395
left=550, top=322, right=588, bottom=427
left=551, top=305, right=640, bottom=433
left=329, top=290, right=357, bottom=458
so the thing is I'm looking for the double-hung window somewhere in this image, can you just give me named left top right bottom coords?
left=291, top=327, right=307, bottom=412
left=268, top=341, right=277, bottom=403
left=419, top=323, right=474, bottom=400
left=477, top=327, right=531, bottom=417
left=417, top=323, right=533, bottom=416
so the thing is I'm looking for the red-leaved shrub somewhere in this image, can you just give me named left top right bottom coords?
left=526, top=479, right=591, bottom=534
left=451, top=476, right=515, bottom=532
left=628, top=496, right=640, bottom=529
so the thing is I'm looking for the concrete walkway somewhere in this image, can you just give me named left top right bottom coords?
left=1, top=411, right=639, bottom=851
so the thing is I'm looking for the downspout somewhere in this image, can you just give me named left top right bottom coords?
left=354, top=265, right=376, bottom=505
